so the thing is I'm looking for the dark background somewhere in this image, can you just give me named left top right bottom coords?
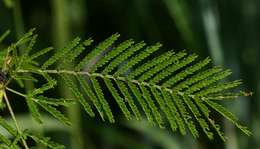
left=0, top=0, right=259, bottom=149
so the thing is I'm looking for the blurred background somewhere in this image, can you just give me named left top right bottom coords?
left=0, top=0, right=259, bottom=148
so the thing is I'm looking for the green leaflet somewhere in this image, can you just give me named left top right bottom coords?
left=0, top=117, right=21, bottom=148
left=29, top=47, right=53, bottom=60
left=150, top=87, right=178, bottom=131
left=60, top=38, right=93, bottom=68
left=173, top=66, right=223, bottom=91
left=115, top=80, right=142, bottom=120
left=150, top=53, right=198, bottom=84
left=171, top=93, right=199, bottom=138
left=140, top=85, right=164, bottom=128
left=104, top=78, right=132, bottom=120
left=77, top=75, right=105, bottom=121
left=10, top=132, right=25, bottom=147
left=138, top=50, right=187, bottom=82
left=76, top=34, right=120, bottom=71
left=0, top=116, right=17, bottom=136
left=15, top=28, right=35, bottom=47
left=194, top=98, right=226, bottom=141
left=24, top=34, right=38, bottom=56
left=161, top=89, right=186, bottom=135
left=185, top=69, right=232, bottom=94
left=90, top=76, right=115, bottom=123
left=36, top=96, right=75, bottom=107
left=14, top=75, right=38, bottom=87
left=61, top=75, right=95, bottom=117
left=102, top=41, right=146, bottom=74
left=28, top=134, right=65, bottom=149
left=25, top=95, right=42, bottom=123
left=127, top=51, right=175, bottom=79
left=0, top=133, right=11, bottom=145
left=38, top=102, right=71, bottom=125
left=18, top=61, right=39, bottom=71
left=14, top=75, right=37, bottom=82
left=114, top=43, right=162, bottom=76
left=163, top=57, right=211, bottom=88
left=207, top=91, right=248, bottom=100
left=0, top=30, right=10, bottom=43
left=182, top=96, right=213, bottom=139
left=29, top=79, right=57, bottom=96
left=128, top=82, right=155, bottom=126
left=69, top=38, right=93, bottom=62
left=204, top=99, right=252, bottom=136
left=195, top=80, right=242, bottom=97
left=90, top=39, right=134, bottom=73
left=42, top=37, right=81, bottom=69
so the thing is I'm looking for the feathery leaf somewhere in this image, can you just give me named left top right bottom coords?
left=0, top=30, right=252, bottom=146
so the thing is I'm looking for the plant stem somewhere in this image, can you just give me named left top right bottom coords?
left=16, top=69, right=251, bottom=100
left=3, top=91, right=29, bottom=149
left=6, top=87, right=26, bottom=97
left=51, top=0, right=69, bottom=48
left=13, top=0, right=24, bottom=39
left=163, top=0, right=199, bottom=49
left=51, top=0, right=84, bottom=148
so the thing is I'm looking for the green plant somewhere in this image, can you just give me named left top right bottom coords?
left=0, top=29, right=251, bottom=148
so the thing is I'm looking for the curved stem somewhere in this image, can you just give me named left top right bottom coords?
left=3, top=91, right=29, bottom=149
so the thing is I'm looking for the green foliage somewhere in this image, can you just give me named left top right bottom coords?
left=0, top=30, right=252, bottom=148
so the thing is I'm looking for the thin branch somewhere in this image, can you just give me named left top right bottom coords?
left=3, top=91, right=29, bottom=149
left=17, top=69, right=252, bottom=100
left=17, top=69, right=189, bottom=97
left=6, top=87, right=46, bottom=103
left=6, top=87, right=26, bottom=97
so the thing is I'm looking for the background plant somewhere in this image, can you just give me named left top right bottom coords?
left=0, top=0, right=258, bottom=149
